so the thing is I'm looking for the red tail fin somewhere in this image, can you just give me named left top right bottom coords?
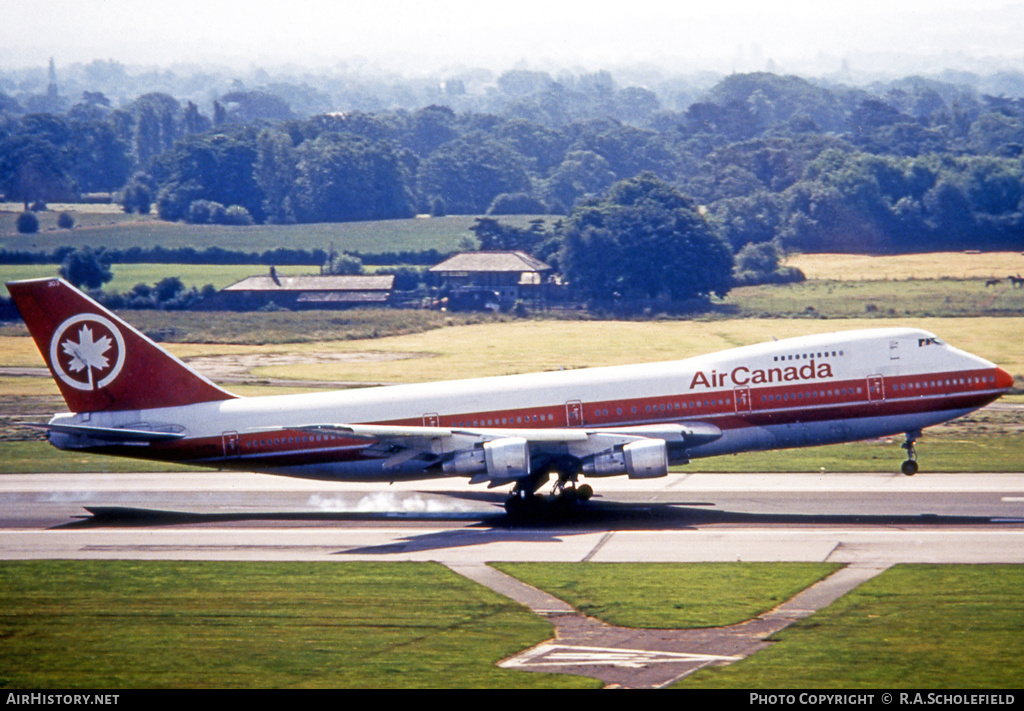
left=7, top=278, right=236, bottom=412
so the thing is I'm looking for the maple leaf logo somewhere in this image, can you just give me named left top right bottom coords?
left=60, top=325, right=113, bottom=389
left=50, top=315, right=125, bottom=392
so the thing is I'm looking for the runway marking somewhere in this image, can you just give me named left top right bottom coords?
left=583, top=532, right=614, bottom=562
left=500, top=643, right=741, bottom=670
left=1001, top=497, right=1024, bottom=502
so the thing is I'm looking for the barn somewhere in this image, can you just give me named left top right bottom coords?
left=199, top=270, right=395, bottom=310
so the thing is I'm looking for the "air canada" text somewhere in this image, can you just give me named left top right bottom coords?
left=689, top=360, right=834, bottom=389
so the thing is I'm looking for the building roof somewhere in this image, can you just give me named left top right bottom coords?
left=222, top=274, right=394, bottom=292
left=429, top=251, right=551, bottom=274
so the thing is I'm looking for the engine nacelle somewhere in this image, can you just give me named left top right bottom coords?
left=443, top=437, right=530, bottom=483
left=623, top=439, right=669, bottom=478
left=582, top=439, right=668, bottom=479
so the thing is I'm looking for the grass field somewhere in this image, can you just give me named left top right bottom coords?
left=0, top=209, right=558, bottom=256
left=197, top=317, right=1024, bottom=385
left=495, top=563, right=1024, bottom=688
left=675, top=564, right=1024, bottom=689
left=731, top=278, right=1024, bottom=318
left=0, top=560, right=587, bottom=689
left=495, top=562, right=839, bottom=628
left=1, top=561, right=1019, bottom=688
left=0, top=264, right=267, bottom=297
left=787, top=252, right=1024, bottom=281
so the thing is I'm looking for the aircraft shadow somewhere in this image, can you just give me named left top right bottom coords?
left=59, top=499, right=998, bottom=535
left=57, top=505, right=502, bottom=528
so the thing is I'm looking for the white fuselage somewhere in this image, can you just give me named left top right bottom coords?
left=49, top=328, right=1010, bottom=480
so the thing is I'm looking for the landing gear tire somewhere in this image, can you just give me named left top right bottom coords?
left=901, top=430, right=921, bottom=476
left=504, top=489, right=541, bottom=518
left=548, top=457, right=591, bottom=508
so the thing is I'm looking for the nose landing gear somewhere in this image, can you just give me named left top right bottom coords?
left=901, top=431, right=920, bottom=476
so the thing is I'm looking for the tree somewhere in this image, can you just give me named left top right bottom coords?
left=559, top=174, right=733, bottom=303
left=153, top=132, right=265, bottom=222
left=218, top=90, right=294, bottom=123
left=120, top=173, right=155, bottom=214
left=323, top=252, right=364, bottom=275
left=68, top=116, right=131, bottom=192
left=254, top=128, right=297, bottom=223
left=732, top=241, right=805, bottom=286
left=470, top=217, right=551, bottom=252
left=487, top=192, right=547, bottom=215
left=543, top=150, right=617, bottom=211
left=0, top=134, right=75, bottom=209
left=59, top=247, right=112, bottom=290
left=416, top=135, right=530, bottom=214
left=291, top=133, right=414, bottom=223
left=16, top=211, right=39, bottom=234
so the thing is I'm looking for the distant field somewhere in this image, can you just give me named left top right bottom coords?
left=222, top=317, right=1024, bottom=385
left=0, top=207, right=554, bottom=255
left=787, top=252, right=1024, bottom=281
left=730, top=277, right=1024, bottom=318
left=0, top=263, right=268, bottom=297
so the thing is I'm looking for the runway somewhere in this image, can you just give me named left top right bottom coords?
left=3, top=470, right=1023, bottom=563
left=4, top=470, right=1022, bottom=687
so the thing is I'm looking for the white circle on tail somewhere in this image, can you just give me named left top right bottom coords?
left=49, top=314, right=126, bottom=391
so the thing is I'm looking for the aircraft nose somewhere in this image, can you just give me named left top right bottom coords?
left=995, top=367, right=1014, bottom=391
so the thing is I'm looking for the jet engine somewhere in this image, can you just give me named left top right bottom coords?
left=582, top=438, right=668, bottom=479
left=443, top=437, right=531, bottom=484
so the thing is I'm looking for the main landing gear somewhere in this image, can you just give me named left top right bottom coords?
left=504, top=457, right=593, bottom=518
left=900, top=430, right=921, bottom=476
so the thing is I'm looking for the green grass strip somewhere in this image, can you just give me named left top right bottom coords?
left=494, top=562, right=840, bottom=628
left=677, top=564, right=1024, bottom=689
left=0, top=560, right=593, bottom=689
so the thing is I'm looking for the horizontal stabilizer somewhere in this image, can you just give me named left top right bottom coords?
left=32, top=422, right=186, bottom=443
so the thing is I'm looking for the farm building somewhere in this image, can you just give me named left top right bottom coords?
left=199, top=270, right=394, bottom=310
left=429, top=251, right=552, bottom=309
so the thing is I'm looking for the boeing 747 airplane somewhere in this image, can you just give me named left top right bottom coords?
left=7, top=277, right=1014, bottom=515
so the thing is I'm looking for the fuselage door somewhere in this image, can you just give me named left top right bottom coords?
left=222, top=431, right=239, bottom=458
left=566, top=400, right=584, bottom=427
left=423, top=413, right=440, bottom=427
left=867, top=375, right=885, bottom=401
left=734, top=386, right=752, bottom=413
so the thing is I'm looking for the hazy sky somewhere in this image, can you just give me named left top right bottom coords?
left=3, top=0, right=1023, bottom=74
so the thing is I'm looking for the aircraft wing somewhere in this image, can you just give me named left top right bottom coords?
left=290, top=421, right=722, bottom=485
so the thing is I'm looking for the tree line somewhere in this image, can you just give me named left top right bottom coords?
left=4, top=70, right=1024, bottom=260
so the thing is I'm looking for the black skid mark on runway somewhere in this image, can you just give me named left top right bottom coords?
left=57, top=506, right=502, bottom=528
